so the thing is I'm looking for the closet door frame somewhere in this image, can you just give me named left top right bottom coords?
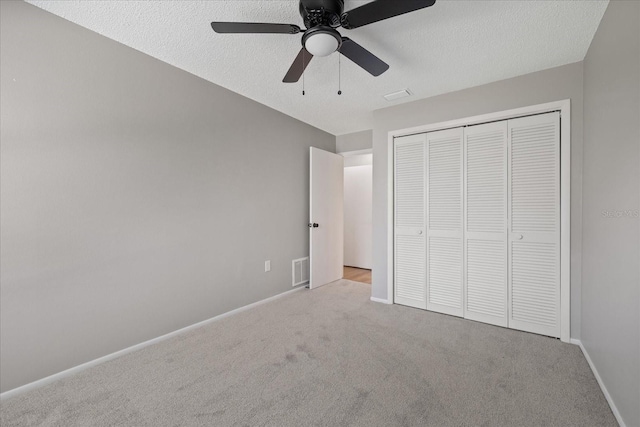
left=386, top=99, right=571, bottom=343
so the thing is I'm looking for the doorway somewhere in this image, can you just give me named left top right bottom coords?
left=342, top=150, right=372, bottom=285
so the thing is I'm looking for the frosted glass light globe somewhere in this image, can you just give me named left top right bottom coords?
left=304, top=32, right=339, bottom=57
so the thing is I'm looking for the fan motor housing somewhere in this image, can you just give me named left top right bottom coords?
left=299, top=0, right=344, bottom=28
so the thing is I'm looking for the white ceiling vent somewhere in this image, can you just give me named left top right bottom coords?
left=384, top=89, right=413, bottom=102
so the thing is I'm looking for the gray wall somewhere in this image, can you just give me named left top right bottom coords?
left=336, top=130, right=373, bottom=153
left=582, top=1, right=640, bottom=426
left=371, top=62, right=585, bottom=338
left=0, top=1, right=334, bottom=393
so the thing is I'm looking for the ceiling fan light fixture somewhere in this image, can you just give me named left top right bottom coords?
left=302, top=27, right=341, bottom=57
left=212, top=0, right=438, bottom=83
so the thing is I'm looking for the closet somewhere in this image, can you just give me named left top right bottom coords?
left=394, top=111, right=560, bottom=338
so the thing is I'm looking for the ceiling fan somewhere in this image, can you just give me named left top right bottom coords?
left=211, top=0, right=436, bottom=83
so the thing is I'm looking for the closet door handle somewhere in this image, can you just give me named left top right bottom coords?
left=518, top=234, right=524, bottom=240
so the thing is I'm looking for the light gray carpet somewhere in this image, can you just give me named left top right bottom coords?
left=1, top=280, right=615, bottom=426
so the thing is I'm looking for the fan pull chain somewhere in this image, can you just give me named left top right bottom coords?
left=338, top=53, right=342, bottom=95
left=302, top=50, right=306, bottom=96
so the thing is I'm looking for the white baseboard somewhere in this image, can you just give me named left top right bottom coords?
left=571, top=339, right=626, bottom=427
left=370, top=296, right=392, bottom=304
left=0, top=286, right=305, bottom=401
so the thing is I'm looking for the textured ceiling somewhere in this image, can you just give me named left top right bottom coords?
left=26, top=0, right=608, bottom=135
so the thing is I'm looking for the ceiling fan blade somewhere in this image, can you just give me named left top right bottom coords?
left=283, top=48, right=313, bottom=83
left=338, top=38, right=389, bottom=77
left=211, top=22, right=301, bottom=34
left=341, top=0, right=436, bottom=29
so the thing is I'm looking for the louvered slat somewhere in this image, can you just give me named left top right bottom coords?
left=396, top=141, right=425, bottom=228
left=466, top=128, right=506, bottom=232
left=394, top=134, right=426, bottom=309
left=510, top=121, right=558, bottom=234
left=463, top=121, right=508, bottom=327
left=467, top=240, right=506, bottom=319
left=508, top=112, right=560, bottom=338
left=426, top=128, right=463, bottom=317
left=429, top=135, right=461, bottom=230
left=396, top=235, right=426, bottom=301
left=511, top=242, right=558, bottom=327
left=428, top=237, right=462, bottom=309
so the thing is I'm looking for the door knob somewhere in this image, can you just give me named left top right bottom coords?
left=518, top=234, right=524, bottom=240
left=308, top=223, right=319, bottom=228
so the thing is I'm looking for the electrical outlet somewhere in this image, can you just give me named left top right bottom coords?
left=264, top=260, right=271, bottom=272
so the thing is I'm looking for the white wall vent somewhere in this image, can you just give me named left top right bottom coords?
left=292, top=257, right=310, bottom=287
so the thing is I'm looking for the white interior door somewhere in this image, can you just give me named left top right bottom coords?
left=309, top=147, right=344, bottom=289
left=464, top=121, right=508, bottom=327
left=426, top=127, right=464, bottom=317
left=394, top=134, right=427, bottom=309
left=508, top=112, right=560, bottom=337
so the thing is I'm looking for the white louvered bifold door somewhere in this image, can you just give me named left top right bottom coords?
left=508, top=112, right=560, bottom=338
left=394, top=134, right=427, bottom=309
left=463, top=121, right=508, bottom=327
left=426, top=127, right=464, bottom=317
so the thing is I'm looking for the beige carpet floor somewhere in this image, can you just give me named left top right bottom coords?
left=1, top=280, right=615, bottom=426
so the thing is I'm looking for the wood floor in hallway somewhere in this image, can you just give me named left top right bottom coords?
left=343, top=266, right=371, bottom=284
